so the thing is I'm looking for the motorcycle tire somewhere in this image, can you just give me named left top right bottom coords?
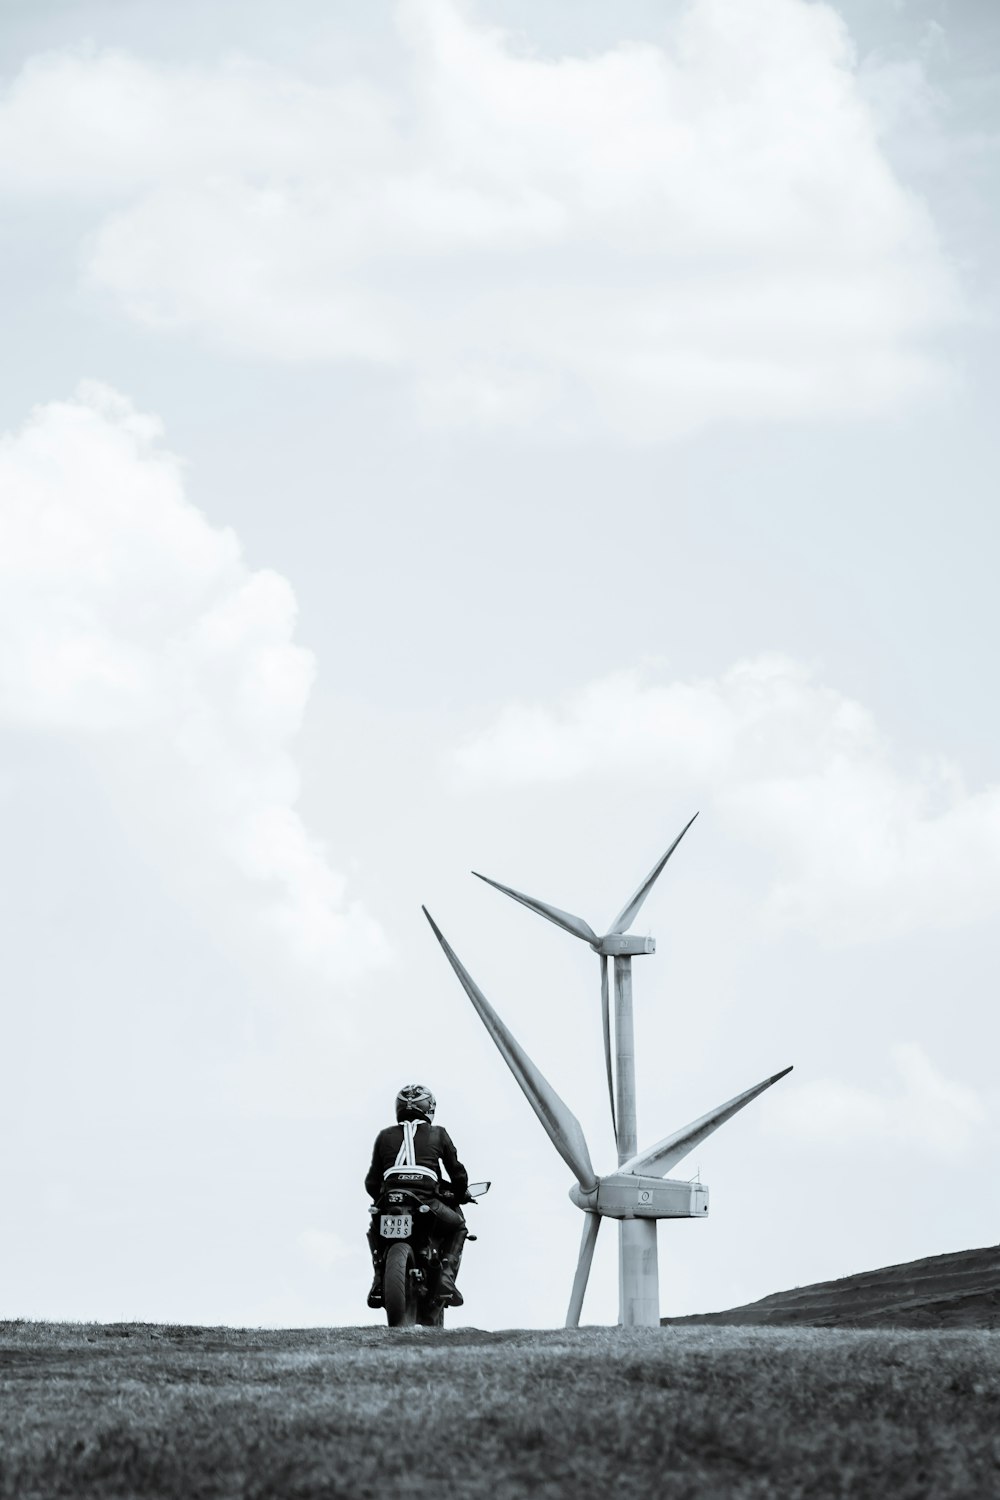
left=383, top=1242, right=416, bottom=1328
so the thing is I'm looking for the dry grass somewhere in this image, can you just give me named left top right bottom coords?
left=2, top=1320, right=999, bottom=1498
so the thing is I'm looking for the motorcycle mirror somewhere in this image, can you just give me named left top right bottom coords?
left=466, top=1181, right=491, bottom=1198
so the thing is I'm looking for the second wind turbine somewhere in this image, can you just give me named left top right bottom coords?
left=424, top=815, right=792, bottom=1328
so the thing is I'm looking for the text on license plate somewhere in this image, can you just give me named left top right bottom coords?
left=380, top=1214, right=412, bottom=1239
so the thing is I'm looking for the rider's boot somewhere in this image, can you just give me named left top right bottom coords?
left=437, top=1257, right=463, bottom=1308
left=366, top=1218, right=383, bottom=1307
left=367, top=1260, right=383, bottom=1308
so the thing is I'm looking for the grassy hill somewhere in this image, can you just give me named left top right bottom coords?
left=2, top=1319, right=999, bottom=1498
left=663, top=1244, right=1000, bottom=1330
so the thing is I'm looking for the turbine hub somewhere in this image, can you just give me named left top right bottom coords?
left=569, top=1182, right=600, bottom=1212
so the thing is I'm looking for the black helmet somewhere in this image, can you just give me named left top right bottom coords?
left=395, top=1084, right=436, bottom=1123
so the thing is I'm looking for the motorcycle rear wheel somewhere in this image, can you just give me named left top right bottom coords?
left=384, top=1242, right=417, bottom=1328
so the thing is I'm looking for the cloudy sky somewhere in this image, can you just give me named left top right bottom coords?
left=1, top=0, right=998, bottom=1330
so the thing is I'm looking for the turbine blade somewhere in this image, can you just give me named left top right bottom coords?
left=472, top=872, right=599, bottom=946
left=566, top=1213, right=601, bottom=1329
left=619, top=1065, right=793, bottom=1178
left=606, top=813, right=699, bottom=935
left=423, top=907, right=597, bottom=1191
left=600, top=954, right=618, bottom=1149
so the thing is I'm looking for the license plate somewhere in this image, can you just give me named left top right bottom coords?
left=380, top=1214, right=412, bottom=1239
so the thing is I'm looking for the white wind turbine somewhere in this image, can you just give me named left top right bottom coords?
left=422, top=817, right=792, bottom=1328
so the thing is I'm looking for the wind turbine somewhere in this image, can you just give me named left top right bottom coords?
left=422, top=817, right=792, bottom=1328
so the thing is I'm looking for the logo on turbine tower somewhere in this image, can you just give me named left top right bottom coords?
left=423, top=815, right=792, bottom=1329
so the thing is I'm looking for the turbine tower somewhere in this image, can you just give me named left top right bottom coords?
left=422, top=816, right=792, bottom=1328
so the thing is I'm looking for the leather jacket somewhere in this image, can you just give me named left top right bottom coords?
left=365, top=1122, right=469, bottom=1202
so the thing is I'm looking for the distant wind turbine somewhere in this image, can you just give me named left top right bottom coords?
left=423, top=817, right=792, bottom=1328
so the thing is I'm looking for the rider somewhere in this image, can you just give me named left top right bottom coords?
left=365, top=1084, right=469, bottom=1309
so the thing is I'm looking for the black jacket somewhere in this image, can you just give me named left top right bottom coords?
left=365, top=1123, right=469, bottom=1202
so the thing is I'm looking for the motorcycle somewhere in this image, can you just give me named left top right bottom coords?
left=370, top=1172, right=491, bottom=1327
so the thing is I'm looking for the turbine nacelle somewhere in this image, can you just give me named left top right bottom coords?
left=569, top=1174, right=709, bottom=1220
left=596, top=934, right=655, bottom=957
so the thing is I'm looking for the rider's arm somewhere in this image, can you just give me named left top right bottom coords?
left=364, top=1135, right=385, bottom=1201
left=437, top=1129, right=469, bottom=1200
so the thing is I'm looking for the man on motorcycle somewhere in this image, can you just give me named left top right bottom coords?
left=365, top=1083, right=469, bottom=1309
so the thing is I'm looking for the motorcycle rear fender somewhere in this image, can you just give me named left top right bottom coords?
left=380, top=1188, right=422, bottom=1209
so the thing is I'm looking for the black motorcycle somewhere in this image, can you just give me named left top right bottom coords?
left=371, top=1174, right=490, bottom=1327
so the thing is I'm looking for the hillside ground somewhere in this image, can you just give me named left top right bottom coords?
left=2, top=1321, right=999, bottom=1499
left=663, top=1244, right=1000, bottom=1331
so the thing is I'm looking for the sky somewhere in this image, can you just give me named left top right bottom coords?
left=1, top=0, right=998, bottom=1331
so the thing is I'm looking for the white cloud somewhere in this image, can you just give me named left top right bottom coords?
left=761, top=1043, right=987, bottom=1156
left=0, top=0, right=958, bottom=438
left=0, top=383, right=388, bottom=985
left=451, top=655, right=1000, bottom=942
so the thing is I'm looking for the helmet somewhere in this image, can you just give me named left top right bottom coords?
left=395, top=1084, right=436, bottom=1123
